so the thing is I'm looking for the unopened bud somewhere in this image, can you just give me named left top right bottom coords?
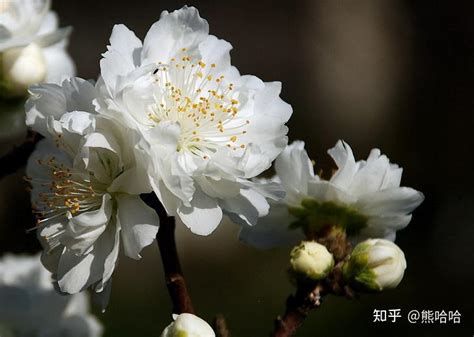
left=343, top=239, right=406, bottom=291
left=290, top=241, right=334, bottom=281
left=161, top=313, right=215, bottom=337
left=1, top=43, right=47, bottom=97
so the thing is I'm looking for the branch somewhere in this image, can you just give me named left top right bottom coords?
left=271, top=283, right=324, bottom=337
left=0, top=131, right=41, bottom=180
left=142, top=193, right=195, bottom=315
left=213, top=314, right=231, bottom=337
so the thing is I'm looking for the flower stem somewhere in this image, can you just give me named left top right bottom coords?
left=271, top=283, right=324, bottom=337
left=157, top=214, right=195, bottom=314
left=213, top=314, right=231, bottom=337
left=142, top=192, right=195, bottom=315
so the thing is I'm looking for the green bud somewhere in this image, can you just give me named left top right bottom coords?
left=290, top=241, right=334, bottom=281
left=343, top=239, right=406, bottom=292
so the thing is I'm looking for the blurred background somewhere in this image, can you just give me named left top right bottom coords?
left=1, top=0, right=473, bottom=336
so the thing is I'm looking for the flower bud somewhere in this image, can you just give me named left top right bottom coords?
left=161, top=313, right=215, bottom=337
left=290, top=241, right=334, bottom=281
left=343, top=239, right=406, bottom=291
left=1, top=43, right=47, bottom=97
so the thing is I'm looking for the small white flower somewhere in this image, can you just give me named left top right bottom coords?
left=25, top=77, right=158, bottom=296
left=0, top=254, right=102, bottom=337
left=95, top=6, right=291, bottom=235
left=161, top=313, right=215, bottom=337
left=240, top=140, right=424, bottom=248
left=342, top=239, right=407, bottom=291
left=0, top=0, right=75, bottom=96
left=290, top=241, right=334, bottom=281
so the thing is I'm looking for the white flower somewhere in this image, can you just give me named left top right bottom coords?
left=240, top=140, right=424, bottom=248
left=290, top=241, right=334, bottom=281
left=0, top=0, right=75, bottom=97
left=161, top=313, right=215, bottom=337
left=342, top=239, right=407, bottom=291
left=95, top=6, right=291, bottom=235
left=25, top=77, right=158, bottom=296
left=0, top=254, right=102, bottom=337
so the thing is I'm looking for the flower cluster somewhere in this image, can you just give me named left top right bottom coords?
left=0, top=0, right=74, bottom=97
left=241, top=140, right=423, bottom=291
left=25, top=6, right=291, bottom=298
left=19, top=6, right=425, bottom=332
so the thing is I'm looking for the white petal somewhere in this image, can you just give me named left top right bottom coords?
left=239, top=202, right=303, bottom=249
left=59, top=111, right=96, bottom=136
left=357, top=187, right=424, bottom=216
left=381, top=165, right=403, bottom=189
left=37, top=11, right=58, bottom=35
left=327, top=140, right=358, bottom=189
left=63, top=194, right=113, bottom=254
left=275, top=141, right=314, bottom=196
left=57, top=222, right=120, bottom=294
left=195, top=176, right=241, bottom=199
left=108, top=166, right=152, bottom=194
left=221, top=188, right=270, bottom=226
left=26, top=77, right=97, bottom=136
left=349, top=154, right=391, bottom=195
left=43, top=43, right=76, bottom=83
left=57, top=248, right=94, bottom=294
left=177, top=188, right=223, bottom=235
left=307, top=180, right=356, bottom=205
left=142, top=6, right=209, bottom=64
left=117, top=195, right=159, bottom=259
left=198, top=35, right=233, bottom=75
left=241, top=80, right=292, bottom=177
left=100, top=24, right=142, bottom=94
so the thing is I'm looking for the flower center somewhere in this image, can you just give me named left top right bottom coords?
left=147, top=49, right=249, bottom=159
left=27, top=156, right=106, bottom=227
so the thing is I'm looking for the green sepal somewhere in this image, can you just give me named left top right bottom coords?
left=342, top=243, right=381, bottom=292
left=288, top=198, right=368, bottom=235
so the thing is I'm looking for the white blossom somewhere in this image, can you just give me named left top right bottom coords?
left=240, top=140, right=424, bottom=248
left=0, top=0, right=75, bottom=97
left=0, top=254, right=102, bottom=337
left=342, top=239, right=407, bottom=291
left=25, top=77, right=158, bottom=297
left=95, top=6, right=291, bottom=235
left=161, top=313, right=215, bottom=337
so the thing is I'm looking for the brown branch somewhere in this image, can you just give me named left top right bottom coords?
left=0, top=131, right=41, bottom=180
left=271, top=283, right=324, bottom=337
left=213, top=314, right=231, bottom=337
left=141, top=193, right=195, bottom=315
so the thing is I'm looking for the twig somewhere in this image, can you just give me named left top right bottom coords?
left=271, top=283, right=324, bottom=337
left=141, top=193, right=195, bottom=315
left=0, top=131, right=41, bottom=180
left=213, top=314, right=231, bottom=337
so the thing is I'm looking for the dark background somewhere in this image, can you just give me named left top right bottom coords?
left=1, top=0, right=473, bottom=336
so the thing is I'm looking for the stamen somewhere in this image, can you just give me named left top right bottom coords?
left=28, top=157, right=105, bottom=228
left=148, top=54, right=250, bottom=159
